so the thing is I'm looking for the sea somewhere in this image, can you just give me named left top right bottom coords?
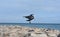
left=0, top=23, right=60, bottom=30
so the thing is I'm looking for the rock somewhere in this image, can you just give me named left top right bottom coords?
left=28, top=30, right=34, bottom=32
left=31, top=33, right=48, bottom=37
left=0, top=25, right=60, bottom=37
left=57, top=34, right=60, bottom=37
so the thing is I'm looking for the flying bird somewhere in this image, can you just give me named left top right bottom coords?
left=24, top=14, right=34, bottom=23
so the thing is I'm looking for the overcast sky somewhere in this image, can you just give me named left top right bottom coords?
left=0, top=0, right=60, bottom=23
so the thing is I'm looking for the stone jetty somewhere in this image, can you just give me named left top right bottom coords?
left=0, top=25, right=60, bottom=37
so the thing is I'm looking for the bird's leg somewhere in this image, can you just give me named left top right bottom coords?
left=29, top=21, right=31, bottom=24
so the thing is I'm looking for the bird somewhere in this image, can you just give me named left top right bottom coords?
left=24, top=14, right=34, bottom=23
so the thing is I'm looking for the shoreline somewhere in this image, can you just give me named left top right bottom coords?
left=0, top=23, right=60, bottom=30
left=0, top=25, right=60, bottom=30
left=0, top=25, right=60, bottom=37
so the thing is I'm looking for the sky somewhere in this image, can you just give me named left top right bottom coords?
left=0, top=0, right=60, bottom=23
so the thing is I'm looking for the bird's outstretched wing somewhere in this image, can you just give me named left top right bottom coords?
left=24, top=16, right=30, bottom=19
left=26, top=19, right=31, bottom=21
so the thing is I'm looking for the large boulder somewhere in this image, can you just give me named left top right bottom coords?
left=57, top=34, right=60, bottom=37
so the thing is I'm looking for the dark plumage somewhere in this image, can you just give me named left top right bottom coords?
left=24, top=14, right=34, bottom=23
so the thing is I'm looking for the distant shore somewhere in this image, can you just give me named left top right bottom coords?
left=0, top=25, right=60, bottom=37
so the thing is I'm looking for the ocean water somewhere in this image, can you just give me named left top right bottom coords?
left=0, top=23, right=60, bottom=30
